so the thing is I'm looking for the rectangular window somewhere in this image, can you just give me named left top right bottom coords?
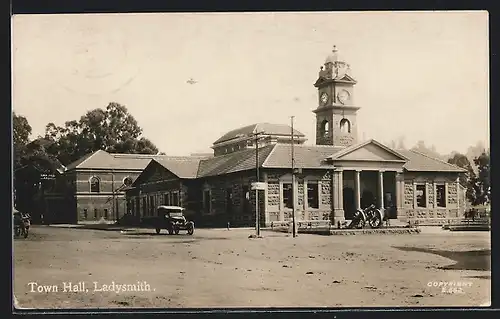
left=203, top=190, right=211, bottom=214
left=307, top=182, right=319, bottom=209
left=172, top=192, right=179, bottom=206
left=436, top=184, right=446, bottom=208
left=282, top=183, right=293, bottom=209
left=242, top=185, right=249, bottom=213
left=94, top=208, right=98, bottom=219
left=104, top=209, right=108, bottom=219
left=226, top=188, right=233, bottom=212
left=415, top=184, right=426, bottom=208
left=83, top=208, right=88, bottom=219
left=149, top=195, right=155, bottom=215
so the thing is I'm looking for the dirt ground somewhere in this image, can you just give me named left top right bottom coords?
left=13, top=226, right=491, bottom=309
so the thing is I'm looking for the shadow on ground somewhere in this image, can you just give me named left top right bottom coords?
left=122, top=232, right=231, bottom=241
left=393, top=246, right=491, bottom=271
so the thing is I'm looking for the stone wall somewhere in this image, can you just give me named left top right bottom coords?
left=321, top=171, right=332, bottom=206
left=427, top=183, right=434, bottom=206
left=447, top=183, right=458, bottom=205
left=399, top=172, right=463, bottom=225
left=404, top=182, right=414, bottom=206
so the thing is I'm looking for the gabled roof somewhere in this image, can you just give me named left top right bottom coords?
left=326, top=139, right=409, bottom=162
left=398, top=149, right=467, bottom=173
left=198, top=144, right=275, bottom=177
left=65, top=150, right=110, bottom=171
left=65, top=150, right=184, bottom=171
left=263, top=144, right=343, bottom=169
left=154, top=157, right=202, bottom=179
left=213, top=123, right=305, bottom=145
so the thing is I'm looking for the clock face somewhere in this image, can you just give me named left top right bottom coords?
left=320, top=92, right=329, bottom=105
left=337, top=90, right=350, bottom=104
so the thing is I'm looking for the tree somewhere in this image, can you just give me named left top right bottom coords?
left=13, top=112, right=32, bottom=170
left=470, top=152, right=490, bottom=206
left=396, top=136, right=406, bottom=150
left=45, top=102, right=160, bottom=165
left=411, top=140, right=445, bottom=160
left=13, top=112, right=32, bottom=148
left=447, top=153, right=477, bottom=204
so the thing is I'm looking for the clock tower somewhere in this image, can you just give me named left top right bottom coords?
left=313, top=45, right=359, bottom=147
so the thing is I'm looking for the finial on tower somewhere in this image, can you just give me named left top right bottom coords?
left=325, top=45, right=339, bottom=64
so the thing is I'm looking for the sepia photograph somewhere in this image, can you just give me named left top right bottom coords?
left=12, top=11, right=490, bottom=309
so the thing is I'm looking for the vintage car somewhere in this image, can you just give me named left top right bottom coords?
left=142, top=206, right=195, bottom=235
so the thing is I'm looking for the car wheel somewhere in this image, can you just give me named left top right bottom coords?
left=167, top=227, right=173, bottom=235
left=187, top=222, right=194, bottom=235
left=23, top=228, right=29, bottom=238
left=155, top=228, right=161, bottom=234
left=173, top=226, right=179, bottom=235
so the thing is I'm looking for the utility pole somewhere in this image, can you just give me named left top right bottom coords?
left=111, top=169, right=115, bottom=222
left=291, top=116, right=297, bottom=238
left=254, top=131, right=263, bottom=237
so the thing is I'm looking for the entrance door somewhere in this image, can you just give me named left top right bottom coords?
left=343, top=187, right=355, bottom=220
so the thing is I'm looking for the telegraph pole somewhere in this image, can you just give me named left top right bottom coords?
left=254, top=131, right=264, bottom=236
left=291, top=116, right=297, bottom=238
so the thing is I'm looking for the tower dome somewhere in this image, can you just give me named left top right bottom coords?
left=325, top=45, right=339, bottom=64
left=322, top=45, right=352, bottom=79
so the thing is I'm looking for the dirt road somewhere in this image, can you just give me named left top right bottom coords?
left=13, top=226, right=491, bottom=309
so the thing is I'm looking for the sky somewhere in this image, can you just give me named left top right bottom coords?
left=12, top=11, right=489, bottom=156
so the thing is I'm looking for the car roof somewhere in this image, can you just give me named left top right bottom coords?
left=157, top=205, right=185, bottom=211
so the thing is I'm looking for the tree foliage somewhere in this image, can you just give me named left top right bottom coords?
left=447, top=153, right=476, bottom=204
left=470, top=152, right=490, bottom=206
left=45, top=102, right=159, bottom=165
left=447, top=151, right=490, bottom=206
left=13, top=112, right=32, bottom=148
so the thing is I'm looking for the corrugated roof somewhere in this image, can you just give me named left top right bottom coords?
left=398, top=149, right=467, bottom=172
left=212, top=123, right=305, bottom=145
left=65, top=150, right=111, bottom=171
left=154, top=157, right=202, bottom=179
left=197, top=144, right=275, bottom=177
left=65, top=150, right=183, bottom=171
left=65, top=144, right=466, bottom=176
left=263, top=144, right=342, bottom=169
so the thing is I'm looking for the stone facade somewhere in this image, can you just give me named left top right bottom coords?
left=397, top=172, right=462, bottom=225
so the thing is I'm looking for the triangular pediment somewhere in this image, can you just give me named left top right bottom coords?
left=327, top=139, right=408, bottom=162
left=335, top=74, right=357, bottom=83
left=314, top=77, right=328, bottom=87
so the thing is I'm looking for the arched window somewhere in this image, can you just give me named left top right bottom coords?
left=90, top=176, right=100, bottom=193
left=340, top=119, right=351, bottom=133
left=320, top=120, right=329, bottom=137
left=123, top=176, right=133, bottom=187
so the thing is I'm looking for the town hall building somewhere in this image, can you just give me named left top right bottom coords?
left=122, top=46, right=467, bottom=227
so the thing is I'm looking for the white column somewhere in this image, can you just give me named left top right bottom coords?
left=354, top=170, right=361, bottom=210
left=332, top=169, right=345, bottom=223
left=378, top=171, right=384, bottom=209
left=395, top=172, right=403, bottom=211
left=456, top=177, right=460, bottom=218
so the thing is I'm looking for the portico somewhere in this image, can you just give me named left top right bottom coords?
left=326, top=139, right=408, bottom=222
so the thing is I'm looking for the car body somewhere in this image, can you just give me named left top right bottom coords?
left=142, top=205, right=195, bottom=235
